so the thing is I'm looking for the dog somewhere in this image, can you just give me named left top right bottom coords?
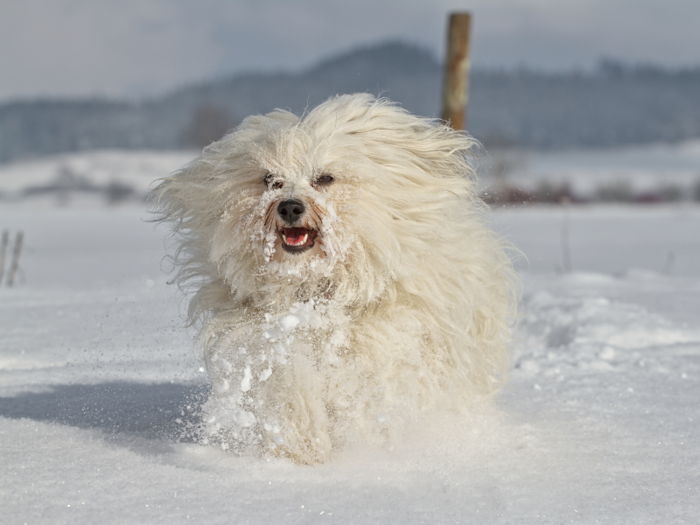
left=155, top=94, right=516, bottom=464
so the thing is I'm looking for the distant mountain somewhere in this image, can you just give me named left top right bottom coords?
left=2, top=42, right=700, bottom=163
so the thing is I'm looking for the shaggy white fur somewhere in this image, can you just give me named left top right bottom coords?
left=155, top=94, right=517, bottom=464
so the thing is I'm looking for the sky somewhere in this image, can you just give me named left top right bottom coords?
left=1, top=0, right=699, bottom=103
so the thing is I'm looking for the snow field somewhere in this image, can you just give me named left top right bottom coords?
left=481, top=139, right=700, bottom=201
left=1, top=193, right=700, bottom=523
left=0, top=150, right=196, bottom=197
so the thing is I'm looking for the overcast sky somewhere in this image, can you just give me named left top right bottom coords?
left=1, top=0, right=699, bottom=102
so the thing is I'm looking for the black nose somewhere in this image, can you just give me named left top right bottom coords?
left=277, top=199, right=305, bottom=223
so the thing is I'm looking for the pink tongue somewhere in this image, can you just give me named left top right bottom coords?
left=285, top=228, right=307, bottom=244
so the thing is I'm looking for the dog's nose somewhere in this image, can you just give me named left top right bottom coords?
left=277, top=199, right=305, bottom=223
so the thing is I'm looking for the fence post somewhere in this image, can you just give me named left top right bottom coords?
left=7, top=231, right=23, bottom=287
left=441, top=12, right=472, bottom=130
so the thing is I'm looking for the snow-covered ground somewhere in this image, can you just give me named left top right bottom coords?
left=482, top=139, right=700, bottom=200
left=0, top=150, right=196, bottom=203
left=1, top=151, right=700, bottom=524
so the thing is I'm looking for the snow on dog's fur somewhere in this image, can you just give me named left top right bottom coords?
left=155, top=94, right=517, bottom=464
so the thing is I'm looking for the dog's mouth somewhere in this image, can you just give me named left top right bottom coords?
left=279, top=227, right=318, bottom=254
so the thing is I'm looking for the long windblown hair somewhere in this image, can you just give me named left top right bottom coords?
left=155, top=94, right=517, bottom=463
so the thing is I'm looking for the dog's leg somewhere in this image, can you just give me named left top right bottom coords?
left=264, top=352, right=334, bottom=464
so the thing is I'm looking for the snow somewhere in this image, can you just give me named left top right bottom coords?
left=1, top=150, right=700, bottom=523
left=482, top=139, right=700, bottom=199
left=0, top=149, right=196, bottom=203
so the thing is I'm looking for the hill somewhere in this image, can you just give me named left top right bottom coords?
left=1, top=42, right=700, bottom=163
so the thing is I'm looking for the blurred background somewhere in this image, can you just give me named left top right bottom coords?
left=1, top=0, right=699, bottom=205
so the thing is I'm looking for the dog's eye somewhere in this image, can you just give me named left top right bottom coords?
left=315, top=174, right=334, bottom=186
left=264, top=173, right=284, bottom=190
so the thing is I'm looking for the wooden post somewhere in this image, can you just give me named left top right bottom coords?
left=441, top=13, right=472, bottom=130
left=7, top=231, right=23, bottom=287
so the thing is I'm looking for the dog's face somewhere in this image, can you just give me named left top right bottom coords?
left=159, top=95, right=481, bottom=313
left=265, top=172, right=332, bottom=257
left=210, top=122, right=362, bottom=298
left=239, top=135, right=353, bottom=272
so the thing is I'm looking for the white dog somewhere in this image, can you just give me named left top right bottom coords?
left=155, top=94, right=516, bottom=464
